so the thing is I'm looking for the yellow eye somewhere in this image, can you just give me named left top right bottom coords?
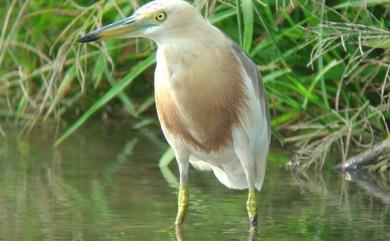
left=155, top=11, right=166, bottom=21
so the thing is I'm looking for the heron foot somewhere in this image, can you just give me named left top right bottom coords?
left=175, top=185, right=189, bottom=225
left=247, top=189, right=258, bottom=230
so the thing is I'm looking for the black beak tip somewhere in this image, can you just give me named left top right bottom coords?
left=75, top=33, right=100, bottom=43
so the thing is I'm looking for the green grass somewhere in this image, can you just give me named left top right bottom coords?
left=0, top=0, right=389, bottom=171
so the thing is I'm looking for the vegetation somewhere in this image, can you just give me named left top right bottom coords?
left=1, top=0, right=389, bottom=171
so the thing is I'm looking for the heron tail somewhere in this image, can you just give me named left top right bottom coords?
left=190, top=157, right=248, bottom=190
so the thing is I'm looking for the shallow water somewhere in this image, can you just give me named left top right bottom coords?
left=0, top=122, right=389, bottom=241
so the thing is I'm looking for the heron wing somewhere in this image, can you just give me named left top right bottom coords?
left=230, top=41, right=271, bottom=135
left=229, top=41, right=271, bottom=190
left=230, top=43, right=260, bottom=98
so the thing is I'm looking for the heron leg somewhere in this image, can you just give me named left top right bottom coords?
left=247, top=188, right=258, bottom=230
left=232, top=130, right=258, bottom=231
left=176, top=184, right=189, bottom=225
left=174, top=148, right=190, bottom=226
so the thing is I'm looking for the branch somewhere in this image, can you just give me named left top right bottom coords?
left=334, top=138, right=390, bottom=171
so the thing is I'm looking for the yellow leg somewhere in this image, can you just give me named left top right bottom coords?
left=247, top=189, right=258, bottom=231
left=175, top=185, right=189, bottom=225
left=175, top=224, right=185, bottom=241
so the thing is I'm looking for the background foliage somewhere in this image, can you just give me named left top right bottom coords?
left=1, top=0, right=389, bottom=170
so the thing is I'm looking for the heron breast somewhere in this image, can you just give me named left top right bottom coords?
left=155, top=43, right=249, bottom=153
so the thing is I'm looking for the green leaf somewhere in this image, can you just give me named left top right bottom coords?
left=271, top=111, right=299, bottom=126
left=136, top=94, right=155, bottom=116
left=210, top=8, right=236, bottom=24
left=45, top=65, right=77, bottom=119
left=93, top=53, right=106, bottom=89
left=335, top=0, right=390, bottom=9
left=16, top=95, right=28, bottom=121
left=363, top=39, right=390, bottom=49
left=159, top=147, right=175, bottom=167
left=241, top=0, right=254, bottom=52
left=54, top=54, right=156, bottom=147
left=132, top=118, right=156, bottom=129
left=303, top=59, right=341, bottom=109
left=263, top=69, right=291, bottom=82
left=105, top=70, right=138, bottom=118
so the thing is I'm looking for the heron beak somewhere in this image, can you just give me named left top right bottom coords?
left=76, top=15, right=140, bottom=43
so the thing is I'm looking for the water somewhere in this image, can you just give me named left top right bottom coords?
left=0, top=122, right=389, bottom=241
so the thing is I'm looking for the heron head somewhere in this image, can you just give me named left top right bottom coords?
left=76, top=0, right=203, bottom=44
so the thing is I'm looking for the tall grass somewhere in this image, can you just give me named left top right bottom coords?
left=0, top=0, right=389, bottom=171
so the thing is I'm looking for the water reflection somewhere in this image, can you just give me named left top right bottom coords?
left=174, top=223, right=257, bottom=241
left=343, top=171, right=390, bottom=204
left=0, top=122, right=389, bottom=241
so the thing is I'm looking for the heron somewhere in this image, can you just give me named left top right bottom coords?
left=77, top=0, right=270, bottom=230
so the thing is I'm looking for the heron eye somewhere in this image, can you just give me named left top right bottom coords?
left=155, top=11, right=166, bottom=21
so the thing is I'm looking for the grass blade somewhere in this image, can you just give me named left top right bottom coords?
left=303, top=59, right=341, bottom=109
left=54, top=54, right=155, bottom=146
left=104, top=69, right=138, bottom=118
left=159, top=147, right=175, bottom=167
left=241, top=0, right=254, bottom=52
